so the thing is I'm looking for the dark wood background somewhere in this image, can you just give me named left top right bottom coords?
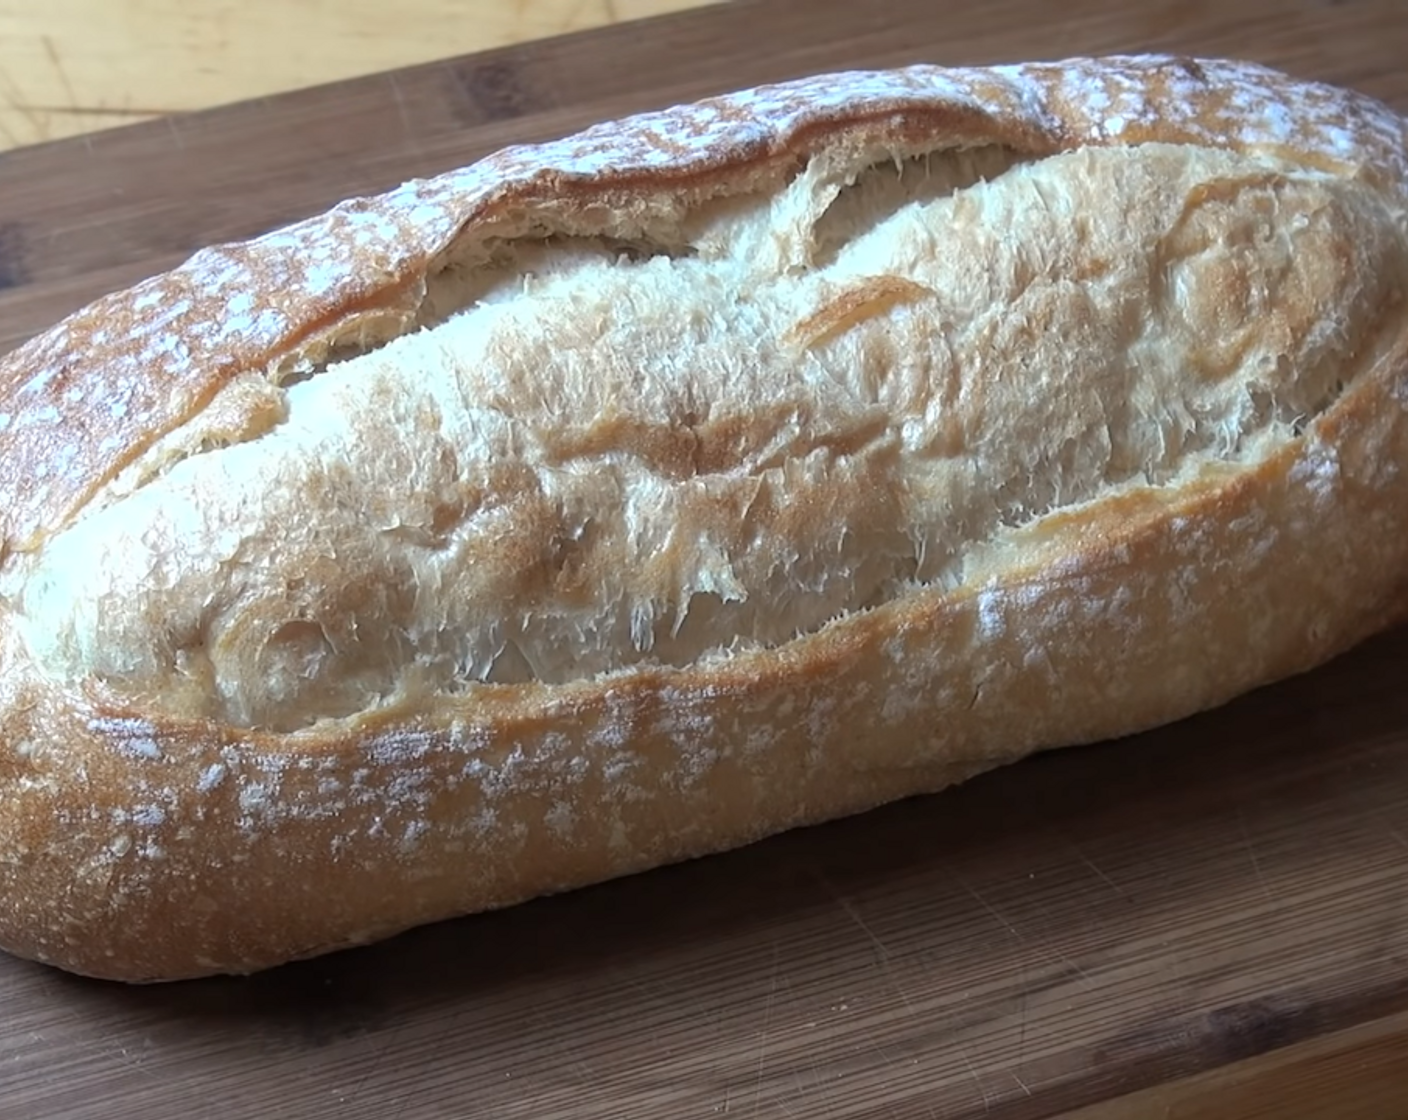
left=2, top=1, right=1408, bottom=1116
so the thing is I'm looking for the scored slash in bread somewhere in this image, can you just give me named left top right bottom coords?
left=0, top=55, right=1406, bottom=981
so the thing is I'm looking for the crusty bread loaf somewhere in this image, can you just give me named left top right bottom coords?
left=2, top=55, right=1407, bottom=982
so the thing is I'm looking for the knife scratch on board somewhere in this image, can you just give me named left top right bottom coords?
left=387, top=72, right=425, bottom=159
left=1237, top=807, right=1274, bottom=904
left=347, top=1023, right=402, bottom=1103
left=527, top=1002, right=597, bottom=1086
left=811, top=869, right=919, bottom=1015
left=58, top=1032, right=159, bottom=1080
left=800, top=1045, right=841, bottom=1118
left=1016, top=983, right=1029, bottom=1070
left=748, top=940, right=780, bottom=1117
left=621, top=967, right=677, bottom=1008
left=817, top=874, right=890, bottom=960
left=1379, top=817, right=1408, bottom=852
left=1066, top=838, right=1126, bottom=898
left=954, top=873, right=1095, bottom=991
left=958, top=1046, right=994, bottom=1114
left=865, top=1038, right=901, bottom=1070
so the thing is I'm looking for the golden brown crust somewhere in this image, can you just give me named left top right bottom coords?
left=2, top=56, right=1403, bottom=557
left=1, top=55, right=1407, bottom=980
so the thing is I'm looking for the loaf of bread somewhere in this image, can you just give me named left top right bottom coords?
left=1, top=55, right=1406, bottom=982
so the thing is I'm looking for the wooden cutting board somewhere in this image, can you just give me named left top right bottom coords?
left=3, top=1, right=1408, bottom=1116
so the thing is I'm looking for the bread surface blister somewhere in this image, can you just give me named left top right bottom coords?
left=1, top=55, right=1406, bottom=980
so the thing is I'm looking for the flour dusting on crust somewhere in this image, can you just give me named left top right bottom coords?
left=0, top=56, right=1406, bottom=981
left=1, top=56, right=1404, bottom=557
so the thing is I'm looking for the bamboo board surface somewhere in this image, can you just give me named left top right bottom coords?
left=2, top=1, right=1407, bottom=1116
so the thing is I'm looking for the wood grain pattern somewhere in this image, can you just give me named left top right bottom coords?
left=2, top=1, right=1408, bottom=1116
left=0, top=0, right=719, bottom=149
left=1070, top=1011, right=1408, bottom=1119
